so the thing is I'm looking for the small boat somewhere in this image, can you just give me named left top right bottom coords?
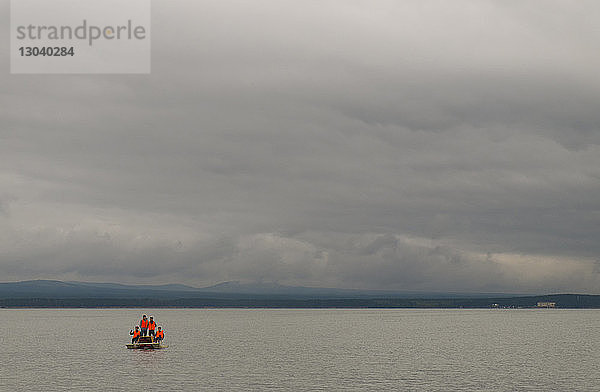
left=126, top=335, right=168, bottom=350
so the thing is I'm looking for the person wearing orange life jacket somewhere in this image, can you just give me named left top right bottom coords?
left=155, top=326, right=164, bottom=342
left=130, top=326, right=141, bottom=343
left=139, top=314, right=149, bottom=336
left=148, top=316, right=157, bottom=338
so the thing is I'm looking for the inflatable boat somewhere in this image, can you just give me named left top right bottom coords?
left=126, top=335, right=168, bottom=349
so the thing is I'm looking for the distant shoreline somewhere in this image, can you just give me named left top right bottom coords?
left=1, top=294, right=599, bottom=309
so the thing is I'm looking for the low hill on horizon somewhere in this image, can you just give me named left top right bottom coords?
left=0, top=279, right=526, bottom=299
left=2, top=280, right=600, bottom=308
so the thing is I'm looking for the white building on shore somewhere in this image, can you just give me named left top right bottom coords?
left=536, top=301, right=556, bottom=308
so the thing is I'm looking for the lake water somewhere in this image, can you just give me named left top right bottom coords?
left=2, top=308, right=599, bottom=391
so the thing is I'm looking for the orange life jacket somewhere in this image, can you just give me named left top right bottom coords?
left=149, top=320, right=156, bottom=330
left=156, top=330, right=164, bottom=339
left=133, top=330, right=140, bottom=338
left=140, top=319, right=149, bottom=328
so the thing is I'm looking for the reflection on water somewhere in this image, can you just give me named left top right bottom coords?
left=2, top=308, right=600, bottom=391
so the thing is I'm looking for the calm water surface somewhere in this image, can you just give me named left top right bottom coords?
left=2, top=308, right=599, bottom=391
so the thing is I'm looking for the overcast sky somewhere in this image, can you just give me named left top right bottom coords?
left=1, top=0, right=599, bottom=293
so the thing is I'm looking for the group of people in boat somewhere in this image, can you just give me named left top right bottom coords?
left=129, top=314, right=165, bottom=344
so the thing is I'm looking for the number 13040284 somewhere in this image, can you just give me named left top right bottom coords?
left=19, top=47, right=75, bottom=56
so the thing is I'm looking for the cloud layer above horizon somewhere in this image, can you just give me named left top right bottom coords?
left=1, top=0, right=599, bottom=293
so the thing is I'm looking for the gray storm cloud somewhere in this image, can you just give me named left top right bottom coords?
left=1, top=0, right=599, bottom=292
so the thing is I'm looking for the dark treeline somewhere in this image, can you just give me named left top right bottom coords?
left=1, top=294, right=600, bottom=308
